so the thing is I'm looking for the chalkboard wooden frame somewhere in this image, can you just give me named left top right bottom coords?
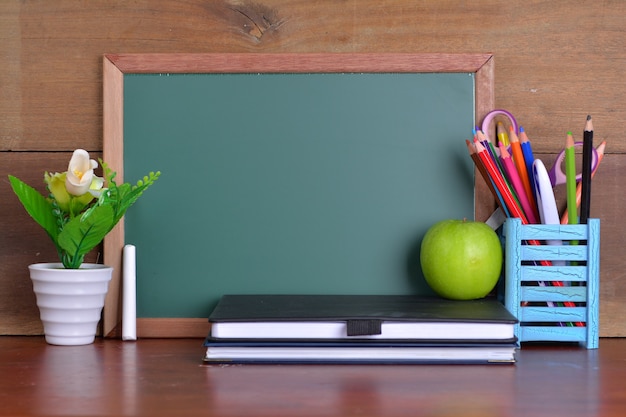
left=102, top=53, right=494, bottom=338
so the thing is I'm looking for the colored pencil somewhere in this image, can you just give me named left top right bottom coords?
left=565, top=132, right=578, bottom=225
left=496, top=122, right=510, bottom=146
left=465, top=140, right=510, bottom=218
left=564, top=132, right=580, bottom=266
left=499, top=142, right=539, bottom=224
left=519, top=126, right=537, bottom=200
left=475, top=129, right=504, bottom=177
left=579, top=115, right=594, bottom=224
left=509, top=125, right=539, bottom=220
left=475, top=130, right=517, bottom=205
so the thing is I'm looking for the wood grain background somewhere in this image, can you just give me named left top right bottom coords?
left=1, top=1, right=624, bottom=336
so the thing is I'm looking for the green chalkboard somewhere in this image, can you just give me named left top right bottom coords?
left=102, top=53, right=495, bottom=329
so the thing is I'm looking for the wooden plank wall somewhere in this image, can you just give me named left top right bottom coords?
left=1, top=1, right=624, bottom=336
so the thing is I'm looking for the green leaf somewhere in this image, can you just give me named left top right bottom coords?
left=8, top=175, right=59, bottom=244
left=113, top=171, right=161, bottom=224
left=98, top=161, right=160, bottom=225
left=57, top=205, right=115, bottom=263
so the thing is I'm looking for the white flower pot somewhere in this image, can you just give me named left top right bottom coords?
left=28, top=263, right=113, bottom=346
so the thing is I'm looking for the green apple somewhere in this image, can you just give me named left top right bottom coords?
left=420, top=219, right=502, bottom=300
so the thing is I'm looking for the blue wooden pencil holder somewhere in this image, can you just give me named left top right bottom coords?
left=503, top=218, right=600, bottom=349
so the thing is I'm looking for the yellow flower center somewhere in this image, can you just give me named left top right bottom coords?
left=73, top=168, right=85, bottom=180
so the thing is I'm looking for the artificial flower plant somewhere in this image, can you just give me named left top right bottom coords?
left=9, top=149, right=160, bottom=269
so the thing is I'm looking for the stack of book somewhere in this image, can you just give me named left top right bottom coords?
left=203, top=295, right=518, bottom=364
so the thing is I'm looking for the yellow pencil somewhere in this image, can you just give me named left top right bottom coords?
left=496, top=122, right=509, bottom=146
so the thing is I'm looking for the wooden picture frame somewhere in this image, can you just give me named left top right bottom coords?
left=102, top=53, right=495, bottom=338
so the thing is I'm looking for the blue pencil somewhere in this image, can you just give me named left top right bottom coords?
left=519, top=126, right=537, bottom=202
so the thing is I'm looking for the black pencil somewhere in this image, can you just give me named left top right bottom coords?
left=580, top=115, right=593, bottom=224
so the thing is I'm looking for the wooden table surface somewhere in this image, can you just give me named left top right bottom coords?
left=1, top=336, right=624, bottom=417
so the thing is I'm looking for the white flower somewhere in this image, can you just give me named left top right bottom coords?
left=65, top=149, right=99, bottom=196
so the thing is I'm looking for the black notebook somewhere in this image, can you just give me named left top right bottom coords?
left=208, top=295, right=518, bottom=342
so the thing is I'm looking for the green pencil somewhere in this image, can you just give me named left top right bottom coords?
left=565, top=132, right=578, bottom=225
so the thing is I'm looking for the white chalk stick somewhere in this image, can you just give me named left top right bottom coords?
left=122, top=244, right=137, bottom=341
